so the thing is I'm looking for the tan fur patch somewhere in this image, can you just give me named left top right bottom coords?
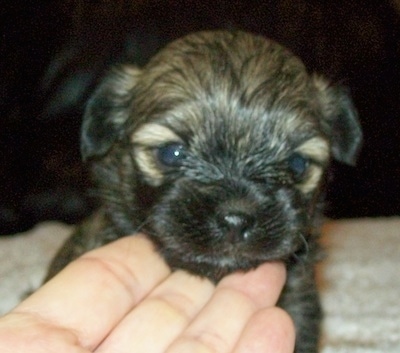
left=295, top=137, right=329, bottom=193
left=132, top=123, right=183, bottom=186
left=296, top=137, right=330, bottom=163
left=134, top=147, right=164, bottom=187
left=297, top=165, right=324, bottom=194
left=131, top=123, right=182, bottom=146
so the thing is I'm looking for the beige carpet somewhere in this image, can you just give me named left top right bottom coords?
left=1, top=218, right=399, bottom=352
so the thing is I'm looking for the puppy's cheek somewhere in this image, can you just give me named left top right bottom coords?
left=274, top=188, right=310, bottom=234
left=150, top=186, right=214, bottom=248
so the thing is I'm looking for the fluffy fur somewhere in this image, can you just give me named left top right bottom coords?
left=47, top=30, right=362, bottom=352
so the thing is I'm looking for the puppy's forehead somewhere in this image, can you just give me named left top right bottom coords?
left=132, top=31, right=324, bottom=154
left=137, top=31, right=313, bottom=107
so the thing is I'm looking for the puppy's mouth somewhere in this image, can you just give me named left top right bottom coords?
left=144, top=218, right=305, bottom=281
left=156, top=238, right=300, bottom=282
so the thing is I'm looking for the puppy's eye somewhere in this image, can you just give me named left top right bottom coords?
left=156, top=143, right=186, bottom=167
left=288, top=153, right=309, bottom=180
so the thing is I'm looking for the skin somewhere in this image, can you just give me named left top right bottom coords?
left=0, top=234, right=295, bottom=353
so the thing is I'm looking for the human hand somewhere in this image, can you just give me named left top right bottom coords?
left=0, top=234, right=295, bottom=353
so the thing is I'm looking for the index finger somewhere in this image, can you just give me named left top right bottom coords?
left=14, top=234, right=171, bottom=350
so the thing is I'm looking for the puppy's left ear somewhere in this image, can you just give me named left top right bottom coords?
left=313, top=76, right=363, bottom=166
left=81, top=65, right=141, bottom=161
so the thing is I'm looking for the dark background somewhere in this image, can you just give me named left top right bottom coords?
left=1, top=0, right=399, bottom=234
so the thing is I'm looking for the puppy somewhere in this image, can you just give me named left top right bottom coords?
left=47, top=30, right=362, bottom=352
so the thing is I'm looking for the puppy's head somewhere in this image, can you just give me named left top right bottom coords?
left=82, top=31, right=362, bottom=280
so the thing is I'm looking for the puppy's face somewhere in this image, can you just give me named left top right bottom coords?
left=82, top=31, right=362, bottom=279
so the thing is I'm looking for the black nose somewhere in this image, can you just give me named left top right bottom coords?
left=218, top=212, right=255, bottom=242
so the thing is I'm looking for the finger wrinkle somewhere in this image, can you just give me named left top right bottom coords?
left=214, top=287, right=258, bottom=313
left=139, top=295, right=194, bottom=326
left=78, top=255, right=142, bottom=305
left=151, top=271, right=215, bottom=318
left=3, top=311, right=84, bottom=351
left=156, top=292, right=197, bottom=322
left=168, top=331, right=229, bottom=353
left=193, top=329, right=229, bottom=353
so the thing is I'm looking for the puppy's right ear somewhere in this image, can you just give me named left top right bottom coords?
left=81, top=65, right=141, bottom=160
